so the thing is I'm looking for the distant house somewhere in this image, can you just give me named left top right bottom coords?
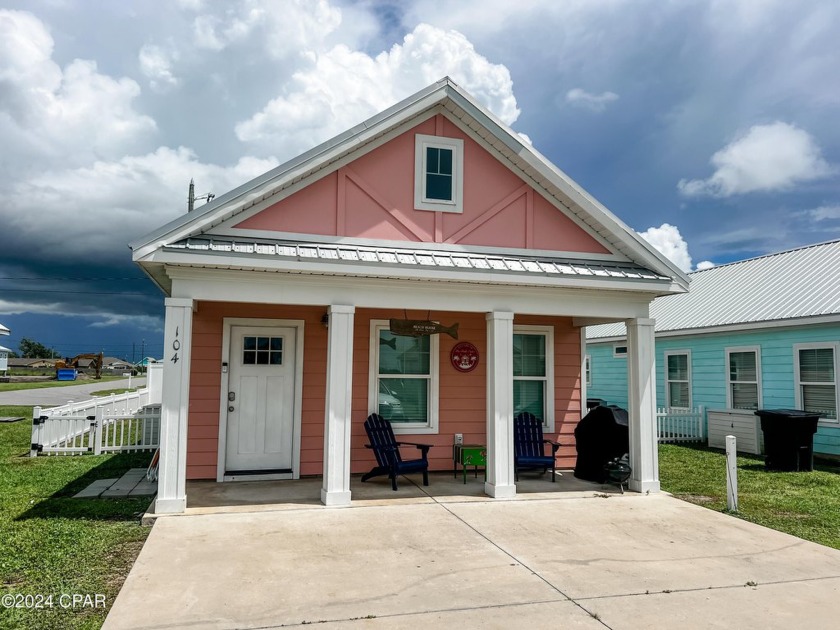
left=0, top=323, right=9, bottom=375
left=7, top=358, right=57, bottom=369
left=587, top=240, right=840, bottom=460
left=0, top=345, right=9, bottom=375
left=103, top=357, right=133, bottom=371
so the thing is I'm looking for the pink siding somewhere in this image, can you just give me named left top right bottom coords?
left=186, top=304, right=581, bottom=480
left=234, top=115, right=610, bottom=255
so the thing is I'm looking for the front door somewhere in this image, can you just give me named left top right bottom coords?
left=225, top=326, right=296, bottom=476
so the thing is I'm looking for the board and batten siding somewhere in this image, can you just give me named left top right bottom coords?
left=587, top=322, right=840, bottom=457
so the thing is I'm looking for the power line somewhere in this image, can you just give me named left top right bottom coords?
left=0, top=276, right=149, bottom=281
left=0, top=288, right=155, bottom=296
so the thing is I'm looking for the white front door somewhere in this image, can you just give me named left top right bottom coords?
left=225, top=326, right=296, bottom=476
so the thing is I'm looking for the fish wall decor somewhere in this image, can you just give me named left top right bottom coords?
left=389, top=319, right=459, bottom=339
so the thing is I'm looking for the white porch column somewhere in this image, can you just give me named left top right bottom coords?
left=626, top=317, right=659, bottom=493
left=485, top=311, right=516, bottom=498
left=321, top=304, right=355, bottom=506
left=155, top=298, right=194, bottom=514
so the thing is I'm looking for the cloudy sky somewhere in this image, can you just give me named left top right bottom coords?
left=1, top=0, right=838, bottom=360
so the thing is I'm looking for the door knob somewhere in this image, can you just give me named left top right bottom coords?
left=228, top=405, right=235, bottom=412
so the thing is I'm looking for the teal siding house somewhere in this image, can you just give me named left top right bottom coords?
left=587, top=240, right=840, bottom=459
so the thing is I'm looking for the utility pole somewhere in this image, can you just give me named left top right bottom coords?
left=187, top=179, right=215, bottom=212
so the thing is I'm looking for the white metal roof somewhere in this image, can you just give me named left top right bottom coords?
left=168, top=238, right=669, bottom=282
left=588, top=240, right=840, bottom=339
left=0, top=323, right=9, bottom=336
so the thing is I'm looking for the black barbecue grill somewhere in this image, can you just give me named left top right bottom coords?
left=574, top=404, right=630, bottom=485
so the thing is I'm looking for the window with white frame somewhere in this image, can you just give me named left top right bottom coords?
left=369, top=321, right=439, bottom=433
left=513, top=326, right=554, bottom=430
left=795, top=344, right=837, bottom=421
left=726, top=347, right=761, bottom=410
left=585, top=354, right=591, bottom=388
left=665, top=351, right=691, bottom=409
left=414, top=134, right=464, bottom=213
left=613, top=345, right=627, bottom=357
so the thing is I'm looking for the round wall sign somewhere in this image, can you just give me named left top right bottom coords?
left=450, top=342, right=479, bottom=373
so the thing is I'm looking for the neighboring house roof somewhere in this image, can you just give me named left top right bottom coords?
left=103, top=356, right=130, bottom=365
left=0, top=345, right=11, bottom=353
left=131, top=77, right=689, bottom=295
left=7, top=358, right=57, bottom=367
left=0, top=323, right=9, bottom=336
left=588, top=239, right=840, bottom=340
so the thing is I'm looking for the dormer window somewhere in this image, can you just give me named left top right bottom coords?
left=414, top=134, right=464, bottom=213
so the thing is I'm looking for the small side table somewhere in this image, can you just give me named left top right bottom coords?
left=453, top=444, right=486, bottom=484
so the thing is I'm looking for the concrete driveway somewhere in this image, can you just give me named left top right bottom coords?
left=0, top=377, right=145, bottom=406
left=105, top=476, right=840, bottom=629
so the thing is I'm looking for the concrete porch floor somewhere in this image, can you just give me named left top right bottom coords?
left=174, top=469, right=622, bottom=517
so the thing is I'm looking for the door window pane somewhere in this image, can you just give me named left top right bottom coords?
left=243, top=336, right=282, bottom=366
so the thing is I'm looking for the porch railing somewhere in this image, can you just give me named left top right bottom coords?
left=657, top=406, right=706, bottom=443
left=30, top=404, right=161, bottom=456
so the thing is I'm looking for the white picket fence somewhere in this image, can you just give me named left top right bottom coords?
left=657, top=406, right=706, bottom=443
left=30, top=365, right=163, bottom=456
left=30, top=404, right=161, bottom=456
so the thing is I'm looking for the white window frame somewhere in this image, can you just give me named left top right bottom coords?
left=368, top=320, right=439, bottom=435
left=794, top=342, right=839, bottom=424
left=664, top=350, right=692, bottom=410
left=613, top=344, right=627, bottom=358
left=414, top=134, right=464, bottom=213
left=585, top=353, right=592, bottom=388
left=725, top=346, right=762, bottom=410
left=513, top=325, right=555, bottom=432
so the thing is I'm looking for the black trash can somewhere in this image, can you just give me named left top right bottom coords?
left=754, top=409, right=821, bottom=471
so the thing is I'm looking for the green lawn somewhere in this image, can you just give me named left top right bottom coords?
left=0, top=377, right=124, bottom=393
left=0, top=406, right=153, bottom=629
left=660, top=443, right=840, bottom=550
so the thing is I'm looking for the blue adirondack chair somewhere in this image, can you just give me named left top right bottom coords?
left=361, top=414, right=432, bottom=491
left=514, top=412, right=561, bottom=482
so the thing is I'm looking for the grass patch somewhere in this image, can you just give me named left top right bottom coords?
left=660, top=443, right=840, bottom=550
left=0, top=406, right=153, bottom=629
left=89, top=388, right=138, bottom=397
left=0, top=377, right=124, bottom=393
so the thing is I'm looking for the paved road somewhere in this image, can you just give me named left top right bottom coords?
left=0, top=377, right=146, bottom=406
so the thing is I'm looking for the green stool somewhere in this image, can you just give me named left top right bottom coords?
left=453, top=444, right=486, bottom=484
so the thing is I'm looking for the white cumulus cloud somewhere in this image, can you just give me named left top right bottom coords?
left=565, top=88, right=619, bottom=112
left=235, top=23, right=519, bottom=158
left=678, top=122, right=833, bottom=197
left=139, top=44, right=179, bottom=91
left=5, top=147, right=278, bottom=261
left=638, top=223, right=711, bottom=272
left=191, top=0, right=342, bottom=58
left=0, top=9, right=156, bottom=171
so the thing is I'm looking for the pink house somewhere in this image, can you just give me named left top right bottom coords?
left=132, top=78, right=688, bottom=513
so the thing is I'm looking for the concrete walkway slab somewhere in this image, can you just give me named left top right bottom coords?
left=76, top=469, right=155, bottom=498
left=105, top=479, right=840, bottom=630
